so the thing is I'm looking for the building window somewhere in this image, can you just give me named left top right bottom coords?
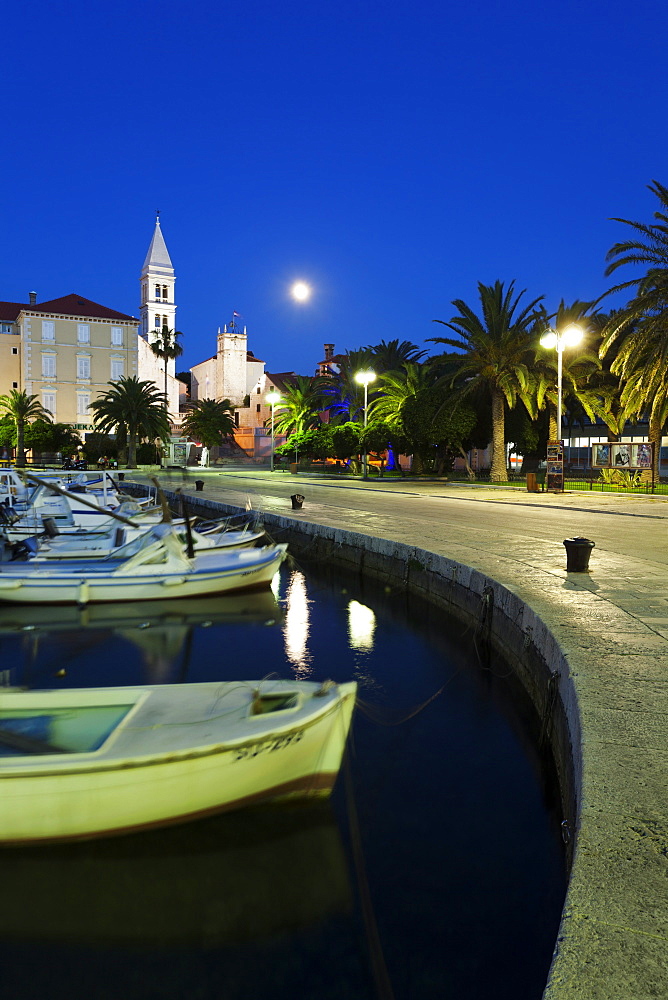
left=76, top=394, right=90, bottom=416
left=42, top=393, right=56, bottom=416
left=111, top=326, right=123, bottom=346
left=12, top=382, right=17, bottom=389
left=111, top=358, right=124, bottom=381
left=12, top=348, right=18, bottom=355
left=162, top=285, right=168, bottom=299
left=256, top=403, right=261, bottom=413
left=256, top=387, right=261, bottom=394
left=77, top=324, right=90, bottom=344
left=77, top=356, right=91, bottom=379
left=142, top=283, right=147, bottom=304
left=155, top=315, right=161, bottom=328
left=155, top=284, right=161, bottom=300
left=42, top=321, right=55, bottom=342
left=41, top=354, right=56, bottom=378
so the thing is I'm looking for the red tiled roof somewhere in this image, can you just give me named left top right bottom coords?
left=0, top=302, right=27, bottom=322
left=27, top=294, right=137, bottom=322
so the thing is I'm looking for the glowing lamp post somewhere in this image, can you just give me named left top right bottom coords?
left=266, top=391, right=281, bottom=472
left=354, top=370, right=376, bottom=480
left=539, top=324, right=583, bottom=438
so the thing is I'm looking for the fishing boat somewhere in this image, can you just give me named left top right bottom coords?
left=0, top=678, right=357, bottom=843
left=0, top=525, right=287, bottom=604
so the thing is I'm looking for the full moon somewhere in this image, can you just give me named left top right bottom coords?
left=290, top=281, right=311, bottom=302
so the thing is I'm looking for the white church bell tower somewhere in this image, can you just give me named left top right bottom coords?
left=138, top=213, right=181, bottom=417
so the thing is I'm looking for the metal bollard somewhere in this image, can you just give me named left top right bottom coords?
left=563, top=536, right=595, bottom=572
left=290, top=494, right=305, bottom=510
left=195, top=480, right=204, bottom=492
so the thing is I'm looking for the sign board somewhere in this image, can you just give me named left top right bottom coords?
left=546, top=440, right=564, bottom=492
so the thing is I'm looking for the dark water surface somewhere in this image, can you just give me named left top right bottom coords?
left=0, top=560, right=566, bottom=1000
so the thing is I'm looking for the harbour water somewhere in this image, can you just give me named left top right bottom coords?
left=0, top=559, right=566, bottom=1000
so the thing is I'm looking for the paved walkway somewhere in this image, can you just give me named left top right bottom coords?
left=136, top=468, right=668, bottom=999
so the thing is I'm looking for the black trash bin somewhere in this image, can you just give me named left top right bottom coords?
left=563, top=536, right=595, bottom=572
left=195, top=480, right=204, bottom=492
left=117, top=472, right=125, bottom=482
left=290, top=494, right=305, bottom=510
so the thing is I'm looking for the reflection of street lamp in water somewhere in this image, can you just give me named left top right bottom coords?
left=266, top=391, right=281, bottom=472
left=354, top=370, right=376, bottom=480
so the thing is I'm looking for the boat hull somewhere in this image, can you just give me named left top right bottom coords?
left=0, top=544, right=287, bottom=604
left=0, top=680, right=357, bottom=843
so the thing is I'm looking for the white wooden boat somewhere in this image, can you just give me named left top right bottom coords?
left=0, top=526, right=287, bottom=604
left=20, top=518, right=265, bottom=560
left=0, top=678, right=357, bottom=843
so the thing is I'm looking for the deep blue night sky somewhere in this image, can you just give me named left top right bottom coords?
left=2, top=0, right=667, bottom=374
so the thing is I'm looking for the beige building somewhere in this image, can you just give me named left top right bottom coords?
left=0, top=293, right=139, bottom=431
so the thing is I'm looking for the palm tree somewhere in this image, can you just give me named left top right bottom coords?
left=89, top=377, right=171, bottom=469
left=601, top=181, right=668, bottom=479
left=150, top=325, right=184, bottom=416
left=365, top=339, right=429, bottom=372
left=182, top=398, right=236, bottom=449
left=430, top=280, right=544, bottom=482
left=321, top=349, right=377, bottom=422
left=0, top=390, right=52, bottom=467
left=271, top=375, right=328, bottom=437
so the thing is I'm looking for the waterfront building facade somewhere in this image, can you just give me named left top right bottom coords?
left=0, top=293, right=139, bottom=431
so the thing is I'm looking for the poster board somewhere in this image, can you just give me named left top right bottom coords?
left=591, top=442, right=653, bottom=469
left=546, top=440, right=564, bottom=492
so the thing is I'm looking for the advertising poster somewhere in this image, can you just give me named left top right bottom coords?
left=632, top=443, right=652, bottom=469
left=611, top=443, right=631, bottom=468
left=591, top=443, right=611, bottom=468
left=546, top=440, right=564, bottom=492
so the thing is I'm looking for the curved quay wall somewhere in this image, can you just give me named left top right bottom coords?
left=135, top=486, right=665, bottom=1000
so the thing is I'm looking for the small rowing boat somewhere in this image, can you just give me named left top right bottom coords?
left=0, top=678, right=357, bottom=843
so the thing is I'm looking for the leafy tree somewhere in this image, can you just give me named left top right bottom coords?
left=182, top=398, right=236, bottom=449
left=89, top=377, right=170, bottom=469
left=330, top=422, right=363, bottom=469
left=25, top=421, right=81, bottom=458
left=150, top=325, right=184, bottom=415
left=601, top=180, right=668, bottom=479
left=359, top=420, right=397, bottom=476
left=430, top=280, right=544, bottom=482
left=271, top=376, right=328, bottom=437
left=275, top=425, right=334, bottom=464
left=0, top=390, right=52, bottom=467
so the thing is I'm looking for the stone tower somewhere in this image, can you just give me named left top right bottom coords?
left=216, top=315, right=248, bottom=405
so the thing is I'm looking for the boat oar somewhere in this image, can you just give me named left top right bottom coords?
left=22, top=473, right=142, bottom=528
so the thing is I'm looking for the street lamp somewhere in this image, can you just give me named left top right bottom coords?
left=354, top=370, right=376, bottom=479
left=539, top=324, right=583, bottom=437
left=266, top=391, right=281, bottom=472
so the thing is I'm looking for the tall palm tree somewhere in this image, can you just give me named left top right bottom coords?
left=430, top=280, right=544, bottom=482
left=0, top=390, right=52, bottom=467
left=602, top=181, right=668, bottom=479
left=150, top=325, right=184, bottom=416
left=271, top=375, right=328, bottom=437
left=89, top=377, right=170, bottom=469
left=182, top=398, right=236, bottom=449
